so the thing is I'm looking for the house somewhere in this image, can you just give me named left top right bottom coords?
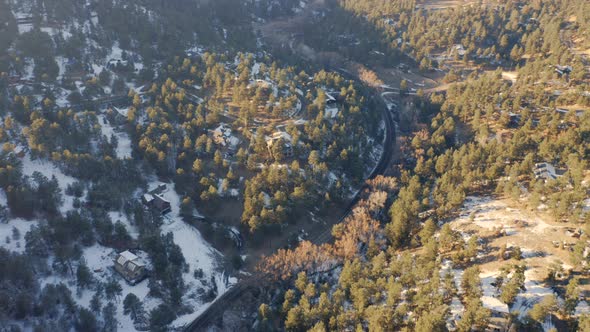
left=113, top=106, right=129, bottom=119
left=555, top=65, right=572, bottom=76
left=533, top=162, right=563, bottom=181
left=211, top=124, right=240, bottom=151
left=142, top=193, right=171, bottom=215
left=141, top=184, right=172, bottom=215
left=248, top=79, right=278, bottom=98
left=481, top=296, right=510, bottom=332
left=107, top=58, right=129, bottom=70
left=152, top=194, right=172, bottom=215
left=105, top=106, right=130, bottom=125
left=451, top=44, right=467, bottom=57
left=251, top=79, right=272, bottom=89
left=508, top=112, right=521, bottom=127
left=266, top=131, right=294, bottom=158
left=556, top=108, right=585, bottom=118
left=228, top=227, right=243, bottom=249
left=486, top=316, right=510, bottom=332
left=324, top=91, right=338, bottom=105
left=211, top=124, right=231, bottom=145
left=114, top=250, right=147, bottom=284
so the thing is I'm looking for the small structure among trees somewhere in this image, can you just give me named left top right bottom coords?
left=266, top=131, right=294, bottom=159
left=114, top=250, right=147, bottom=284
left=141, top=184, right=172, bottom=215
left=211, top=123, right=240, bottom=151
left=533, top=162, right=563, bottom=181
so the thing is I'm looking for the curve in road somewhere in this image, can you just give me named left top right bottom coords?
left=184, top=91, right=397, bottom=332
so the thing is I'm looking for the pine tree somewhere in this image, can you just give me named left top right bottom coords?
left=102, top=302, right=117, bottom=332
left=124, top=293, right=146, bottom=324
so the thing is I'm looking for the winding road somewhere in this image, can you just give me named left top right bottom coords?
left=183, top=84, right=397, bottom=332
left=184, top=1, right=400, bottom=329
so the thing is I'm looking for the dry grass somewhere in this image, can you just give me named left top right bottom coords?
left=447, top=195, right=590, bottom=317
left=449, top=196, right=577, bottom=281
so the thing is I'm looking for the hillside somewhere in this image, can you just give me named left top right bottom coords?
left=245, top=1, right=590, bottom=332
left=1, top=0, right=590, bottom=331
left=0, top=0, right=388, bottom=331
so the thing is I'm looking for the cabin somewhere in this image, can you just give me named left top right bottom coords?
left=103, top=107, right=128, bottom=126
left=142, top=193, right=171, bottom=215
left=533, top=162, right=563, bottom=181
left=113, top=106, right=130, bottom=123
left=481, top=296, right=510, bottom=332
left=141, top=183, right=172, bottom=215
left=114, top=250, right=147, bottom=284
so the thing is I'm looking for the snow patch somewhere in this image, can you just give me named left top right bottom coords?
left=97, top=114, right=133, bottom=159
left=0, top=217, right=37, bottom=253
left=21, top=154, right=77, bottom=213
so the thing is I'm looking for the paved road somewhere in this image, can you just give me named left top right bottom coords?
left=183, top=90, right=397, bottom=332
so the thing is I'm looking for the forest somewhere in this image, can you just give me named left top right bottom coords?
left=254, top=0, right=590, bottom=331
left=0, top=0, right=590, bottom=331
left=0, top=0, right=383, bottom=326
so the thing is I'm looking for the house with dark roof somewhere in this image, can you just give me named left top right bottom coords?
left=533, top=162, right=563, bottom=181
left=141, top=184, right=172, bottom=215
left=555, top=65, right=572, bottom=76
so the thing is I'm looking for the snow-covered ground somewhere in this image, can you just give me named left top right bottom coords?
left=17, top=22, right=33, bottom=34
left=365, top=130, right=385, bottom=178
left=0, top=151, right=234, bottom=331
left=109, top=211, right=139, bottom=239
left=440, top=259, right=465, bottom=325
left=455, top=196, right=567, bottom=237
left=447, top=196, right=585, bottom=331
left=97, top=114, right=132, bottom=159
left=21, top=153, right=77, bottom=213
left=39, top=244, right=158, bottom=331
left=511, top=270, right=560, bottom=321
left=148, top=180, right=237, bottom=328
left=53, top=87, right=72, bottom=108
left=576, top=301, right=590, bottom=317
left=0, top=216, right=37, bottom=254
left=479, top=270, right=510, bottom=315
